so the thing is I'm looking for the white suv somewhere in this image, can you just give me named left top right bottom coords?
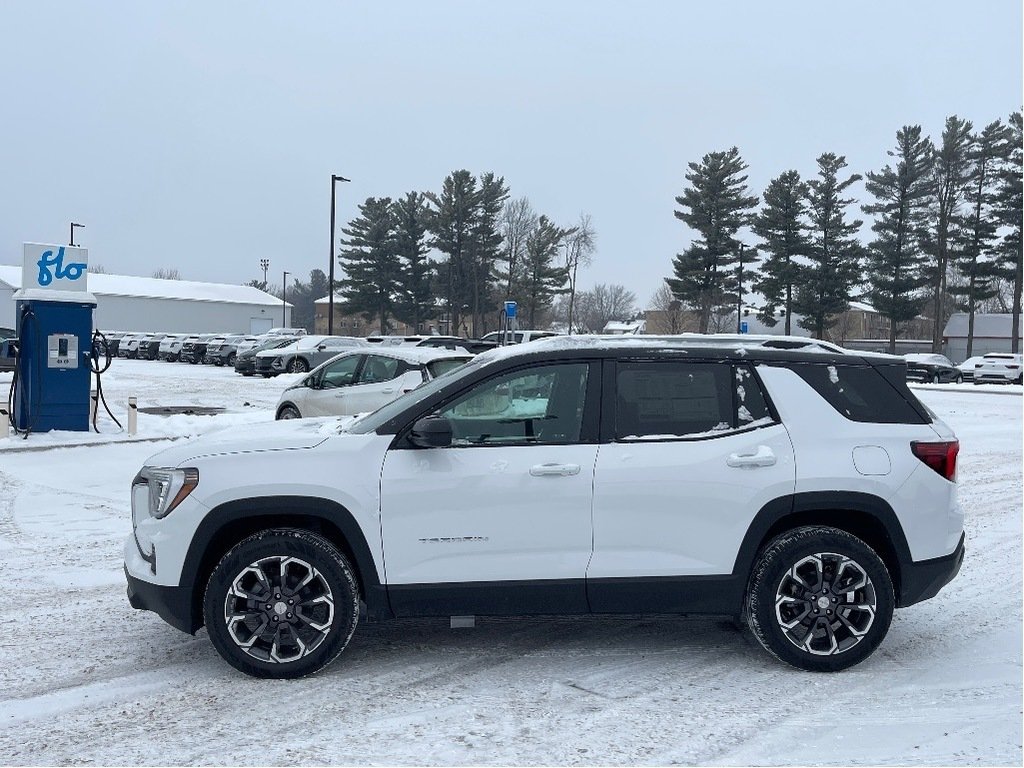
left=973, top=353, right=1023, bottom=384
left=125, top=338, right=964, bottom=678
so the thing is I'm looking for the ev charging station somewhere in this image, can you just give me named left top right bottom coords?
left=10, top=243, right=96, bottom=433
left=501, top=300, right=518, bottom=345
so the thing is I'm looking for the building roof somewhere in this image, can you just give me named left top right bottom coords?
left=943, top=312, right=1023, bottom=339
left=0, top=265, right=289, bottom=307
left=314, top=293, right=345, bottom=305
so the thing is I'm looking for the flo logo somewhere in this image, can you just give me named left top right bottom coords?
left=36, top=247, right=86, bottom=287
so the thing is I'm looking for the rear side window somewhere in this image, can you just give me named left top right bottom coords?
left=615, top=361, right=775, bottom=440
left=791, top=363, right=928, bottom=424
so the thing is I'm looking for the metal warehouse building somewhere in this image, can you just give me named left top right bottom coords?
left=0, top=265, right=291, bottom=334
left=942, top=312, right=1022, bottom=362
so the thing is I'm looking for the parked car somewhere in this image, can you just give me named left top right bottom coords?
left=234, top=336, right=300, bottom=376
left=137, top=333, right=168, bottom=361
left=973, top=353, right=1023, bottom=384
left=126, top=336, right=963, bottom=678
left=102, top=331, right=128, bottom=357
left=235, top=335, right=270, bottom=357
left=481, top=329, right=561, bottom=345
left=158, top=334, right=188, bottom=362
left=180, top=333, right=219, bottom=364
left=903, top=353, right=961, bottom=383
left=205, top=335, right=255, bottom=366
left=254, top=335, right=366, bottom=376
left=266, top=327, right=307, bottom=337
left=275, top=347, right=473, bottom=419
left=119, top=333, right=151, bottom=359
left=956, top=355, right=986, bottom=382
left=0, top=326, right=15, bottom=373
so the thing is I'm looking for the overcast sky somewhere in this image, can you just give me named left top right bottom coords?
left=1, top=1, right=1020, bottom=307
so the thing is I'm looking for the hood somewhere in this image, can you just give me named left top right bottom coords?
left=143, top=417, right=352, bottom=467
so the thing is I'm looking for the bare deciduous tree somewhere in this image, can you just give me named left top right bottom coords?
left=575, top=283, right=637, bottom=333
left=649, top=283, right=686, bottom=334
left=562, top=213, right=596, bottom=334
left=152, top=267, right=181, bottom=280
left=497, top=197, right=537, bottom=299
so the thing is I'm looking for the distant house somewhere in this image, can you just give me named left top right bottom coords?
left=312, top=294, right=443, bottom=336
left=603, top=319, right=646, bottom=335
left=942, top=313, right=1022, bottom=362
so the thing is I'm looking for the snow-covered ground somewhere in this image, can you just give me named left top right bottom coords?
left=0, top=361, right=1020, bottom=765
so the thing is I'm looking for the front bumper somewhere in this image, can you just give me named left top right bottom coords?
left=899, top=532, right=965, bottom=607
left=125, top=566, right=198, bottom=634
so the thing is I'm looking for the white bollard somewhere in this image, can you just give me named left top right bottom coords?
left=128, top=396, right=138, bottom=436
left=90, top=389, right=98, bottom=426
left=0, top=403, right=9, bottom=440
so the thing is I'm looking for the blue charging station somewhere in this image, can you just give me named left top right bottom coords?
left=10, top=244, right=96, bottom=433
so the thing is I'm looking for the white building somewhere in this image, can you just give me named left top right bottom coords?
left=942, top=312, right=1023, bottom=362
left=0, top=265, right=290, bottom=334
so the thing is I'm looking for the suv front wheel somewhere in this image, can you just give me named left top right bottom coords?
left=746, top=526, right=894, bottom=672
left=203, top=528, right=360, bottom=679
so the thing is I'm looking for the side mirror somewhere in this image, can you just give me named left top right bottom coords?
left=409, top=416, right=452, bottom=448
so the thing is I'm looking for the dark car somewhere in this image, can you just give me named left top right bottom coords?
left=234, top=336, right=298, bottom=376
left=102, top=331, right=127, bottom=357
left=904, top=353, right=962, bottom=384
left=204, top=334, right=251, bottom=366
left=180, top=333, right=218, bottom=363
left=138, top=333, right=167, bottom=361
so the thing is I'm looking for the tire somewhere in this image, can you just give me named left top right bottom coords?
left=227, top=352, right=236, bottom=367
left=746, top=526, right=894, bottom=672
left=277, top=404, right=301, bottom=420
left=955, top=373, right=963, bottom=384
left=203, top=528, right=360, bottom=679
left=288, top=357, right=309, bottom=374
left=932, top=373, right=940, bottom=384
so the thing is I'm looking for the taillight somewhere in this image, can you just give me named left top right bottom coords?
left=911, top=440, right=959, bottom=481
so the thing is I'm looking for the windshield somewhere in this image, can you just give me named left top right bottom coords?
left=348, top=354, right=488, bottom=434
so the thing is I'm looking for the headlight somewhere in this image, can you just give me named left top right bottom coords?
left=132, top=467, right=199, bottom=519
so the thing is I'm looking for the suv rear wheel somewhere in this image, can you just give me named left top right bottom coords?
left=746, top=526, right=894, bottom=672
left=203, top=528, right=360, bottom=679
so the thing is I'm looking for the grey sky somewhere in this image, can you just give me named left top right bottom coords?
left=1, top=1, right=1020, bottom=307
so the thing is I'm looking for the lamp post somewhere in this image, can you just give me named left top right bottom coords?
left=70, top=222, right=85, bottom=246
left=282, top=271, right=290, bottom=327
left=735, top=242, right=749, bottom=334
left=329, top=174, right=351, bottom=335
left=259, top=258, right=270, bottom=288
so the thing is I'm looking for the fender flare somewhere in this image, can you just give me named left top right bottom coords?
left=180, top=495, right=389, bottom=632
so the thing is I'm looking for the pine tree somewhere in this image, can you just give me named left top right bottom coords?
left=666, top=148, right=759, bottom=333
left=338, top=197, right=401, bottom=334
left=794, top=153, right=864, bottom=339
left=994, top=111, right=1023, bottom=353
left=751, top=170, right=809, bottom=334
left=522, top=215, right=569, bottom=328
left=392, top=192, right=434, bottom=333
left=949, top=120, right=1011, bottom=357
left=923, top=116, right=974, bottom=351
left=427, top=171, right=477, bottom=336
left=863, top=126, right=935, bottom=353
left=466, top=173, right=509, bottom=336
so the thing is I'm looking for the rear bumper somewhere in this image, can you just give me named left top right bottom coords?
left=125, top=566, right=198, bottom=634
left=899, top=533, right=965, bottom=607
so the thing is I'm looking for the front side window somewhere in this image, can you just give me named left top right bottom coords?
left=434, top=363, right=589, bottom=446
left=320, top=355, right=362, bottom=388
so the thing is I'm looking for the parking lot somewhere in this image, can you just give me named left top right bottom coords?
left=0, top=360, right=1020, bottom=765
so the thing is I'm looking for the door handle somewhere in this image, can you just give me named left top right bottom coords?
left=529, top=463, right=581, bottom=477
left=382, top=388, right=395, bottom=394
left=727, top=446, right=776, bottom=468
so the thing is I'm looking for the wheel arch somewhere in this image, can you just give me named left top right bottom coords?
left=180, top=495, right=390, bottom=633
left=275, top=401, right=300, bottom=419
left=734, top=492, right=912, bottom=608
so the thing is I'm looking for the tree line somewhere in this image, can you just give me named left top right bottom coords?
left=334, top=172, right=596, bottom=337
left=668, top=110, right=1023, bottom=354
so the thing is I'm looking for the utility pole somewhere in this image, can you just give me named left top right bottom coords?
left=259, top=258, right=270, bottom=288
left=329, top=174, right=351, bottom=335
left=70, top=222, right=85, bottom=246
left=282, top=271, right=290, bottom=327
left=736, top=243, right=745, bottom=334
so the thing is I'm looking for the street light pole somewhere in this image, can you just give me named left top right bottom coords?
left=259, top=258, right=269, bottom=288
left=735, top=243, right=747, bottom=334
left=282, top=271, right=290, bottom=327
left=70, top=222, right=85, bottom=247
left=329, top=174, right=351, bottom=335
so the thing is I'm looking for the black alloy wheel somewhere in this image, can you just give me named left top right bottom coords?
left=746, top=526, right=894, bottom=672
left=288, top=357, right=309, bottom=373
left=277, top=404, right=301, bottom=420
left=204, top=529, right=360, bottom=679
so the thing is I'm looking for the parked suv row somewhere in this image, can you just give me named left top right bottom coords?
left=126, top=337, right=963, bottom=678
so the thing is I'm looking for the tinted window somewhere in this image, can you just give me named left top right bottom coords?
left=435, top=363, right=589, bottom=446
left=358, top=355, right=401, bottom=384
left=321, top=355, right=361, bottom=388
left=427, top=358, right=470, bottom=378
left=616, top=362, right=735, bottom=439
left=792, top=363, right=928, bottom=424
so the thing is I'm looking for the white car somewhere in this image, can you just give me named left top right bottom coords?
left=158, top=334, right=188, bottom=362
left=973, top=353, right=1023, bottom=384
left=275, top=347, right=472, bottom=419
left=956, top=355, right=986, bottom=382
left=126, top=337, right=963, bottom=678
left=481, top=329, right=561, bottom=344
